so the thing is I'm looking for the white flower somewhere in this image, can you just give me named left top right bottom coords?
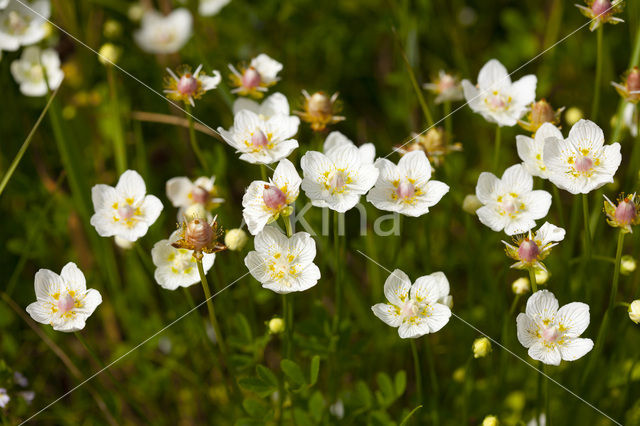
left=323, top=131, right=375, bottom=165
left=629, top=300, right=640, bottom=324
left=366, top=151, right=449, bottom=217
left=90, top=170, right=163, bottom=242
left=502, top=222, right=565, bottom=272
left=164, top=64, right=221, bottom=107
left=10, top=46, right=63, bottom=97
left=229, top=53, right=282, bottom=98
left=423, top=70, right=464, bottom=104
left=516, top=122, right=563, bottom=179
left=516, top=290, right=593, bottom=365
left=462, top=59, right=537, bottom=127
left=242, top=159, right=301, bottom=235
left=151, top=230, right=215, bottom=290
left=134, top=8, right=192, bottom=54
left=218, top=109, right=299, bottom=164
left=233, top=92, right=291, bottom=120
left=25, top=262, right=102, bottom=332
left=475, top=164, right=552, bottom=235
left=543, top=119, right=622, bottom=194
left=166, top=175, right=224, bottom=221
left=371, top=269, right=452, bottom=339
left=0, top=0, right=8, bottom=9
left=624, top=103, right=637, bottom=137
left=0, top=0, right=50, bottom=52
left=244, top=226, right=320, bottom=294
left=198, top=0, right=230, bottom=16
left=300, top=144, right=379, bottom=213
left=0, top=388, right=8, bottom=408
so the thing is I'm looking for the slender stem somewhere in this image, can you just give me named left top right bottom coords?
left=613, top=27, right=640, bottom=141
left=509, top=294, right=521, bottom=316
left=591, top=26, right=603, bottom=121
left=283, top=214, right=293, bottom=237
left=492, top=125, right=502, bottom=172
left=551, top=185, right=565, bottom=229
left=332, top=210, right=343, bottom=333
left=529, top=267, right=538, bottom=293
left=443, top=100, right=452, bottom=137
left=185, top=104, right=209, bottom=173
left=610, top=230, right=625, bottom=310
left=544, top=365, right=551, bottom=426
left=196, top=258, right=227, bottom=358
left=536, top=361, right=543, bottom=426
left=424, top=340, right=440, bottom=426
left=260, top=164, right=268, bottom=181
left=462, top=357, right=472, bottom=425
left=410, top=340, right=423, bottom=406
left=107, top=66, right=127, bottom=175
left=582, top=194, right=592, bottom=261
left=283, top=295, right=293, bottom=359
left=0, top=85, right=60, bottom=198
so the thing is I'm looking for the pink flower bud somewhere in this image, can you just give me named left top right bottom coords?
left=615, top=199, right=637, bottom=225
left=263, top=185, right=287, bottom=210
left=177, top=74, right=198, bottom=96
left=627, top=67, right=640, bottom=93
left=191, top=186, right=210, bottom=204
left=591, top=0, right=611, bottom=17
left=242, top=67, right=261, bottom=89
left=396, top=182, right=415, bottom=200
left=530, top=99, right=555, bottom=125
left=185, top=218, right=214, bottom=251
left=518, top=239, right=540, bottom=263
left=251, top=130, right=269, bottom=148
left=57, top=294, right=75, bottom=313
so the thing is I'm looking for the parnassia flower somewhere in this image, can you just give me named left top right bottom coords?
left=603, top=193, right=640, bottom=233
left=423, top=70, right=463, bottom=104
left=172, top=216, right=227, bottom=260
left=152, top=230, right=216, bottom=290
left=0, top=0, right=50, bottom=51
left=543, top=119, right=621, bottom=194
left=90, top=170, right=163, bottom=242
left=518, top=99, right=564, bottom=134
left=228, top=53, right=282, bottom=98
left=371, top=269, right=452, bottom=339
left=134, top=8, right=192, bottom=54
left=294, top=90, right=345, bottom=132
left=300, top=143, right=379, bottom=213
left=26, top=262, right=102, bottom=332
left=516, top=122, right=564, bottom=179
left=394, top=128, right=462, bottom=168
left=323, top=131, right=375, bottom=165
left=198, top=0, right=230, bottom=16
left=462, top=59, right=537, bottom=127
left=10, top=46, right=64, bottom=97
left=503, top=222, right=565, bottom=272
left=575, top=0, right=624, bottom=31
left=475, top=164, right=552, bottom=235
left=166, top=175, right=224, bottom=221
left=612, top=67, right=640, bottom=104
left=242, top=159, right=301, bottom=235
left=517, top=290, right=593, bottom=365
left=628, top=300, right=640, bottom=324
left=218, top=109, right=300, bottom=164
left=233, top=92, right=291, bottom=120
left=164, top=65, right=221, bottom=106
left=366, top=151, right=449, bottom=217
left=244, top=226, right=320, bottom=294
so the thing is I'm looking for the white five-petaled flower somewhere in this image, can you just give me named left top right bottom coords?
left=517, top=290, right=593, bottom=366
left=90, top=170, right=164, bottom=242
left=423, top=70, right=464, bottom=104
left=243, top=159, right=301, bottom=235
left=371, top=269, right=452, bottom=339
left=366, top=151, right=449, bottom=217
left=198, top=0, right=230, bottom=16
left=543, top=119, right=622, bottom=194
left=10, top=46, right=63, bottom=97
left=164, top=65, right=221, bottom=107
left=229, top=53, right=282, bottom=98
left=134, top=8, right=192, bottom=54
left=166, top=175, right=224, bottom=221
left=151, top=230, right=216, bottom=290
left=475, top=164, right=552, bottom=235
left=26, top=262, right=102, bottom=332
left=244, top=226, right=321, bottom=294
left=323, top=131, right=375, bottom=165
left=516, top=122, right=563, bottom=179
left=233, top=92, right=291, bottom=120
left=218, top=109, right=300, bottom=164
left=503, top=222, right=566, bottom=272
left=301, top=143, right=379, bottom=213
left=462, top=59, right=537, bottom=127
left=0, top=0, right=50, bottom=51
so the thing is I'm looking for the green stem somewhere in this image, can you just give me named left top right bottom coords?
left=583, top=194, right=592, bottom=261
left=443, top=101, right=452, bottom=137
left=332, top=210, right=343, bottom=333
left=462, top=357, right=472, bottom=425
left=196, top=258, right=227, bottom=357
left=410, top=340, right=423, bottom=406
left=536, top=362, right=543, bottom=426
left=551, top=185, right=565, bottom=229
left=283, top=214, right=293, bottom=237
left=591, top=26, right=603, bottom=121
left=283, top=295, right=293, bottom=359
left=185, top=104, right=209, bottom=173
left=610, top=230, right=625, bottom=311
left=509, top=294, right=521, bottom=316
left=492, top=125, right=502, bottom=172
left=424, top=340, right=440, bottom=426
left=544, top=365, right=551, bottom=426
left=0, top=85, right=59, bottom=198
left=260, top=164, right=268, bottom=181
left=107, top=66, right=127, bottom=175
left=529, top=268, right=538, bottom=293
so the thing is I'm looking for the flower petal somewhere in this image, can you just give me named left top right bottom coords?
left=383, top=269, right=412, bottom=306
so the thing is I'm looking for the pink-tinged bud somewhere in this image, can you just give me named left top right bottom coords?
left=57, top=294, right=75, bottom=313
left=185, top=218, right=214, bottom=251
left=191, top=186, right=210, bottom=204
left=118, top=204, right=135, bottom=220
left=396, top=182, right=416, bottom=200
left=251, top=130, right=269, bottom=148
left=177, top=74, right=198, bottom=95
left=263, top=185, right=287, bottom=210
left=242, top=67, right=261, bottom=89
left=541, top=325, right=561, bottom=343
left=615, top=199, right=637, bottom=225
left=530, top=100, right=555, bottom=125
left=574, top=156, right=594, bottom=173
left=518, top=239, right=540, bottom=263
left=307, top=92, right=333, bottom=117
left=627, top=68, right=640, bottom=93
left=591, top=0, right=611, bottom=17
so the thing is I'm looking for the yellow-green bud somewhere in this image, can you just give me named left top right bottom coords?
left=452, top=367, right=465, bottom=383
left=462, top=194, right=482, bottom=215
left=535, top=268, right=550, bottom=285
left=268, top=317, right=285, bottom=334
left=127, top=4, right=144, bottom=21
left=629, top=300, right=640, bottom=324
left=225, top=228, right=248, bottom=251
left=98, top=43, right=121, bottom=66
left=482, top=415, right=499, bottom=426
left=512, top=277, right=530, bottom=295
left=114, top=235, right=134, bottom=250
left=184, top=204, right=207, bottom=221
left=472, top=337, right=492, bottom=358
left=565, top=107, right=583, bottom=126
left=103, top=20, right=123, bottom=38
left=621, top=255, right=636, bottom=275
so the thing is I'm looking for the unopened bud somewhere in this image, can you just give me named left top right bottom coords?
left=268, top=317, right=285, bottom=334
left=621, top=255, right=636, bottom=275
left=185, top=204, right=207, bottom=221
left=512, top=277, right=530, bottom=295
left=518, top=240, right=540, bottom=263
left=629, top=300, right=640, bottom=324
left=472, top=337, right=492, bottom=358
left=482, top=415, right=499, bottom=426
left=462, top=194, right=482, bottom=215
left=225, top=228, right=248, bottom=251
left=98, top=43, right=121, bottom=66
left=565, top=107, right=583, bottom=126
left=535, top=268, right=550, bottom=285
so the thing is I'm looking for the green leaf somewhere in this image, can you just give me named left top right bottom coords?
left=308, top=391, right=325, bottom=422
left=242, top=397, right=272, bottom=419
left=394, top=370, right=407, bottom=396
left=309, top=355, right=321, bottom=386
left=376, top=372, right=395, bottom=404
left=281, top=359, right=307, bottom=386
left=399, top=405, right=423, bottom=426
left=238, top=377, right=277, bottom=397
left=235, top=313, right=253, bottom=344
left=256, top=365, right=279, bottom=388
left=354, top=380, right=372, bottom=408
left=293, top=408, right=313, bottom=426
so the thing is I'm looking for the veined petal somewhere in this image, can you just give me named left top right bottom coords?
left=516, top=313, right=539, bottom=348
left=372, top=303, right=402, bottom=327
left=535, top=222, right=565, bottom=246
left=556, top=302, right=590, bottom=337
left=166, top=177, right=194, bottom=208
left=115, top=170, right=147, bottom=202
left=398, top=151, right=432, bottom=184
left=60, top=262, right=87, bottom=293
left=383, top=269, right=412, bottom=306
left=477, top=59, right=510, bottom=91
left=558, top=337, right=593, bottom=361
left=423, top=303, right=452, bottom=333
left=475, top=172, right=500, bottom=204
left=528, top=341, right=562, bottom=365
left=34, top=268, right=62, bottom=300
left=525, top=290, right=559, bottom=325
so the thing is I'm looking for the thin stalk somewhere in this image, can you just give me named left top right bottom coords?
left=492, top=125, right=502, bottom=172
left=332, top=210, right=343, bottom=333
left=185, top=104, right=209, bottom=173
left=461, top=357, right=472, bottom=425
left=106, top=66, right=127, bottom=174
left=591, top=26, right=603, bottom=121
left=260, top=164, right=268, bottom=181
left=544, top=365, right=551, bottom=426
left=583, top=194, right=592, bottom=261
left=610, top=230, right=625, bottom=311
left=529, top=268, right=538, bottom=293
left=424, top=340, right=440, bottom=426
left=443, top=100, right=452, bottom=137
left=0, top=85, right=60, bottom=198
left=410, top=340, right=423, bottom=406
left=283, top=214, right=293, bottom=237
left=536, top=362, right=543, bottom=426
left=551, top=185, right=565, bottom=229
left=196, top=258, right=227, bottom=357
